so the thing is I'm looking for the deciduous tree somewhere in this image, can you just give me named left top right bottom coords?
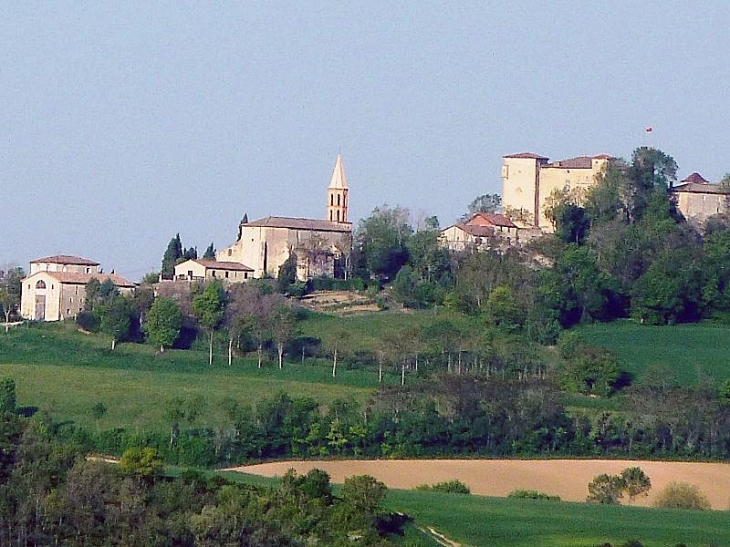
left=144, top=297, right=182, bottom=352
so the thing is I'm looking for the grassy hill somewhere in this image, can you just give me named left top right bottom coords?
left=575, top=320, right=730, bottom=386
left=0, top=322, right=382, bottom=431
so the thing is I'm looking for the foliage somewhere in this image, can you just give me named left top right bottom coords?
left=0, top=378, right=16, bottom=413
left=587, top=473, right=625, bottom=504
left=276, top=253, right=298, bottom=294
left=161, top=233, right=183, bottom=279
left=143, top=297, right=182, bottom=351
left=118, top=446, right=162, bottom=477
left=653, top=482, right=711, bottom=510
left=415, top=479, right=470, bottom=494
left=466, top=193, right=502, bottom=216
left=192, top=280, right=226, bottom=365
left=98, top=294, right=136, bottom=349
left=356, top=205, right=412, bottom=280
left=507, top=489, right=560, bottom=501
left=587, top=468, right=651, bottom=505
left=202, top=242, right=216, bottom=260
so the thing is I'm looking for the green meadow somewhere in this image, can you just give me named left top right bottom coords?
left=575, top=320, right=730, bottom=385
left=219, top=470, right=730, bottom=547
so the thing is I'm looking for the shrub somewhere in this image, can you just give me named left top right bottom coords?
left=76, top=311, right=100, bottom=332
left=653, top=482, right=711, bottom=510
left=508, top=489, right=560, bottom=501
left=415, top=479, right=470, bottom=495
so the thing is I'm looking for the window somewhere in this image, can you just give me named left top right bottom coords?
left=36, top=280, right=46, bottom=289
left=212, top=271, right=216, bottom=277
left=225, top=271, right=229, bottom=278
left=336, top=210, right=340, bottom=222
left=228, top=249, right=232, bottom=257
left=244, top=273, right=249, bottom=279
left=337, top=194, right=341, bottom=206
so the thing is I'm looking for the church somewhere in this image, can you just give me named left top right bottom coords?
left=217, top=155, right=353, bottom=280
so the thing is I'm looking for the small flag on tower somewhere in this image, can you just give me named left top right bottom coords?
left=645, top=126, right=653, bottom=133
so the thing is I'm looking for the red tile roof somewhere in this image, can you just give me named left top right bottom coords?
left=681, top=172, right=709, bottom=184
left=41, top=271, right=135, bottom=288
left=194, top=259, right=253, bottom=271
left=502, top=152, right=548, bottom=160
left=467, top=212, right=518, bottom=229
left=671, top=182, right=729, bottom=195
left=30, top=255, right=100, bottom=266
left=543, top=156, right=595, bottom=169
left=449, top=223, right=494, bottom=237
left=593, top=154, right=612, bottom=160
left=245, top=216, right=352, bottom=232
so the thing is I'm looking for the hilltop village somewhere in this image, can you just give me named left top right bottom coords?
left=14, top=148, right=730, bottom=322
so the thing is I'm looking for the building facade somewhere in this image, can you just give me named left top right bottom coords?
left=217, top=155, right=353, bottom=280
left=501, top=153, right=610, bottom=231
left=174, top=259, right=254, bottom=282
left=440, top=212, right=518, bottom=251
left=670, top=173, right=730, bottom=227
left=20, top=255, right=134, bottom=321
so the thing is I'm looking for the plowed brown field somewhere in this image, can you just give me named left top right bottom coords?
left=230, top=459, right=730, bottom=509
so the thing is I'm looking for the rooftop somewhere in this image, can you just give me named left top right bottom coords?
left=467, top=212, right=518, bottom=228
left=681, top=172, right=709, bottom=184
left=191, top=259, right=254, bottom=271
left=245, top=216, right=352, bottom=232
left=30, top=255, right=99, bottom=266
left=671, top=182, right=729, bottom=195
left=31, top=271, right=135, bottom=287
left=503, top=152, right=548, bottom=160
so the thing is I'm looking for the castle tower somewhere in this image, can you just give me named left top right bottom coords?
left=326, top=154, right=349, bottom=223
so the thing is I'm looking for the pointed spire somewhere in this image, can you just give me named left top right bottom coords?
left=328, top=154, right=348, bottom=189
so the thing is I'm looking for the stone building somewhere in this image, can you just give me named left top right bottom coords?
left=501, top=152, right=611, bottom=231
left=670, top=173, right=730, bottom=228
left=174, top=259, right=254, bottom=282
left=217, top=155, right=353, bottom=280
left=20, top=255, right=134, bottom=321
left=440, top=212, right=519, bottom=251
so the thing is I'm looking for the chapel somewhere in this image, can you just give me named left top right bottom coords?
left=217, top=155, right=353, bottom=280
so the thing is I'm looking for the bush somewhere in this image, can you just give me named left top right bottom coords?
left=310, top=277, right=365, bottom=292
left=76, top=311, right=100, bottom=332
left=508, top=489, right=560, bottom=501
left=653, top=482, right=711, bottom=510
left=415, top=479, right=470, bottom=495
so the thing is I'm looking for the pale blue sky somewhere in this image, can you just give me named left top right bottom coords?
left=3, top=2, right=729, bottom=280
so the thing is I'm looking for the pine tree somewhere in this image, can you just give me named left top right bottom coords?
left=203, top=243, right=216, bottom=260
left=161, top=234, right=184, bottom=279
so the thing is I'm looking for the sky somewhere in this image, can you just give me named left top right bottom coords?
left=3, top=1, right=729, bottom=280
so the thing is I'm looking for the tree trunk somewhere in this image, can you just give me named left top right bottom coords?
left=378, top=356, right=383, bottom=383
left=228, top=338, right=233, bottom=366
left=257, top=343, right=263, bottom=368
left=160, top=345, right=165, bottom=353
left=209, top=331, right=214, bottom=366
left=278, top=342, right=284, bottom=369
left=401, top=362, right=405, bottom=386
left=111, top=338, right=116, bottom=351
left=332, top=348, right=338, bottom=378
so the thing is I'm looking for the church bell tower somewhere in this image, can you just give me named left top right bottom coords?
left=327, top=154, right=349, bottom=223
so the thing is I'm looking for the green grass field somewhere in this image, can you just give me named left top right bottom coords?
left=576, top=320, right=730, bottom=386
left=384, top=489, right=730, bottom=547
left=0, top=322, right=382, bottom=431
left=219, top=470, right=730, bottom=547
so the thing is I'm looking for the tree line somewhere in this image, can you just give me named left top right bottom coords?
left=0, top=394, right=399, bottom=546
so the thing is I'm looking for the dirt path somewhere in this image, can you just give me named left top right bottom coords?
left=228, top=458, right=730, bottom=509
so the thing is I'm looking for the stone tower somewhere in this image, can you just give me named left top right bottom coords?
left=326, top=154, right=349, bottom=223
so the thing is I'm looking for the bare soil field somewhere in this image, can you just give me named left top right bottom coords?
left=231, top=459, right=730, bottom=509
